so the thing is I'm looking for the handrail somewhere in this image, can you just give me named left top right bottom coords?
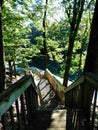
left=34, top=69, right=98, bottom=99
left=45, top=69, right=65, bottom=101
left=34, top=68, right=65, bottom=101
left=64, top=75, right=85, bottom=93
left=0, top=72, right=39, bottom=130
left=0, top=74, right=37, bottom=116
left=0, top=75, right=30, bottom=101
left=64, top=72, right=98, bottom=94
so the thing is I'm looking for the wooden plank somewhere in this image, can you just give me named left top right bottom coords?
left=0, top=77, right=32, bottom=116
left=45, top=69, right=65, bottom=101
left=35, top=69, right=44, bottom=79
left=64, top=75, right=85, bottom=94
left=41, top=88, right=53, bottom=102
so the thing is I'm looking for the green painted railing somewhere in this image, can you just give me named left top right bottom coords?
left=0, top=73, right=38, bottom=130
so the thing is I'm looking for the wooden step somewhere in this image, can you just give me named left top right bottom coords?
left=28, top=108, right=87, bottom=130
left=30, top=109, right=66, bottom=130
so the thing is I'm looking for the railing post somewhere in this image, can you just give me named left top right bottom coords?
left=25, top=85, right=38, bottom=126
left=15, top=99, right=21, bottom=130
left=9, top=106, right=15, bottom=130
left=1, top=114, right=6, bottom=130
left=25, top=87, right=34, bottom=123
left=20, top=94, right=27, bottom=130
left=91, top=89, right=97, bottom=129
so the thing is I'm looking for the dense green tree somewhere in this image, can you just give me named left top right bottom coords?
left=32, top=0, right=92, bottom=78
left=3, top=0, right=38, bottom=79
left=29, top=0, right=64, bottom=71
left=2, top=0, right=96, bottom=84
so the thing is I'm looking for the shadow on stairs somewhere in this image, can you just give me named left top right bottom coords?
left=27, top=72, right=66, bottom=130
left=28, top=95, right=66, bottom=130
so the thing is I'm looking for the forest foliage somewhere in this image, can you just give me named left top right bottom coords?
left=2, top=0, right=96, bottom=82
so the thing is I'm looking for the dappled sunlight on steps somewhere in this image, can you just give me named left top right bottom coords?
left=30, top=69, right=89, bottom=130
left=28, top=70, right=67, bottom=130
left=30, top=109, right=66, bottom=130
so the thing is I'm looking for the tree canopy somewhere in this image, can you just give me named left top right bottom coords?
left=0, top=0, right=96, bottom=89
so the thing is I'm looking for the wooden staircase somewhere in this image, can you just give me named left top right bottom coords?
left=31, top=69, right=98, bottom=130
left=0, top=69, right=98, bottom=129
left=28, top=69, right=67, bottom=130
left=28, top=69, right=85, bottom=130
left=33, top=72, right=60, bottom=109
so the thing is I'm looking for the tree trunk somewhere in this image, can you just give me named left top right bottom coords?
left=43, top=0, right=48, bottom=70
left=83, top=0, right=98, bottom=127
left=13, top=61, right=16, bottom=78
left=0, top=0, right=5, bottom=92
left=78, top=45, right=83, bottom=78
left=63, top=0, right=85, bottom=87
left=84, top=1, right=98, bottom=74
left=8, top=60, right=12, bottom=82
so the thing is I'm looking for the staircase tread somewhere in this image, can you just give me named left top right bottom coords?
left=31, top=109, right=66, bottom=130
